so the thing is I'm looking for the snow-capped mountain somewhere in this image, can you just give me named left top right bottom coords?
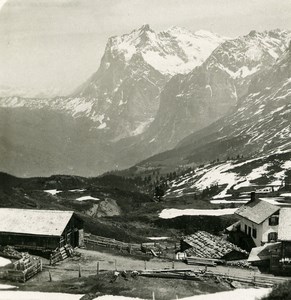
left=134, top=40, right=291, bottom=179
left=132, top=43, right=291, bottom=200
left=131, top=29, right=291, bottom=156
left=0, top=25, right=225, bottom=176
left=1, top=25, right=224, bottom=142
left=0, top=26, right=290, bottom=178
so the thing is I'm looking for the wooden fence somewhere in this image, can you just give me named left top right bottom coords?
left=84, top=235, right=177, bottom=260
left=186, top=256, right=223, bottom=266
left=84, top=237, right=141, bottom=253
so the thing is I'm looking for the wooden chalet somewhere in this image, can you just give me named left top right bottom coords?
left=0, top=209, right=84, bottom=251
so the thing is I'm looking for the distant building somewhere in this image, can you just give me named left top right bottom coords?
left=0, top=209, right=84, bottom=251
left=235, top=194, right=280, bottom=247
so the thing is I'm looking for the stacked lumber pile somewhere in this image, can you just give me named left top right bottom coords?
left=50, top=244, right=74, bottom=265
left=181, top=231, right=248, bottom=260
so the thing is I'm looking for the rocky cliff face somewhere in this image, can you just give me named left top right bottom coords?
left=72, top=25, right=225, bottom=140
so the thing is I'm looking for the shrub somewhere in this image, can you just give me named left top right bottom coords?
left=261, top=281, right=291, bottom=300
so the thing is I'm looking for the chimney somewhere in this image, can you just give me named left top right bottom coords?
left=250, top=191, right=256, bottom=202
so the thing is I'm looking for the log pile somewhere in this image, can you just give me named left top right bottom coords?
left=0, top=245, right=22, bottom=259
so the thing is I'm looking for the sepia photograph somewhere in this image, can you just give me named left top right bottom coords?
left=0, top=0, right=290, bottom=299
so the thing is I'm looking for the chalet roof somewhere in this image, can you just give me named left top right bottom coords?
left=182, top=231, right=248, bottom=259
left=0, top=209, right=75, bottom=237
left=278, top=208, right=291, bottom=241
left=235, top=199, right=279, bottom=224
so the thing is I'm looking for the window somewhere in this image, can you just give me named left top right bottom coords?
left=245, top=224, right=247, bottom=234
left=248, top=226, right=251, bottom=236
left=268, top=232, right=278, bottom=242
left=252, top=228, right=257, bottom=239
left=269, top=216, right=279, bottom=226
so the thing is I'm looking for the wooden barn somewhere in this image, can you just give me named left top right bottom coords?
left=0, top=208, right=84, bottom=251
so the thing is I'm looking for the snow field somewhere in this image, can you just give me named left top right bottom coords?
left=0, top=257, right=11, bottom=267
left=76, top=196, right=100, bottom=201
left=159, top=208, right=237, bottom=219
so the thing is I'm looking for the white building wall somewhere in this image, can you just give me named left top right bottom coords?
left=240, top=218, right=263, bottom=247
left=239, top=216, right=279, bottom=247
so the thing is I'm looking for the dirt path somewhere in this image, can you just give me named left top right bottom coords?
left=24, top=248, right=287, bottom=288
left=28, top=249, right=257, bottom=282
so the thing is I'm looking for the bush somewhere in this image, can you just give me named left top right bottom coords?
left=261, top=281, right=291, bottom=300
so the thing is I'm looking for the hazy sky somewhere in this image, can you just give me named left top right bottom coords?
left=0, top=0, right=290, bottom=95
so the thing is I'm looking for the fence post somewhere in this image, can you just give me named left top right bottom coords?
left=49, top=270, right=52, bottom=282
left=144, top=260, right=147, bottom=270
left=152, top=291, right=155, bottom=300
left=78, top=264, right=81, bottom=278
left=97, top=261, right=100, bottom=275
left=40, top=259, right=43, bottom=272
left=115, top=259, right=117, bottom=271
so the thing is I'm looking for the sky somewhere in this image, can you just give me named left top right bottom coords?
left=0, top=0, right=290, bottom=96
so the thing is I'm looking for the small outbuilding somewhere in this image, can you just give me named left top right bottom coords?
left=0, top=208, right=84, bottom=251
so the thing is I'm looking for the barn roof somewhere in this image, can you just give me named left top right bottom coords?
left=278, top=208, right=291, bottom=241
left=0, top=209, right=75, bottom=236
left=235, top=199, right=279, bottom=224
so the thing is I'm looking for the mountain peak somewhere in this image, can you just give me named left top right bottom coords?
left=138, top=24, right=152, bottom=32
